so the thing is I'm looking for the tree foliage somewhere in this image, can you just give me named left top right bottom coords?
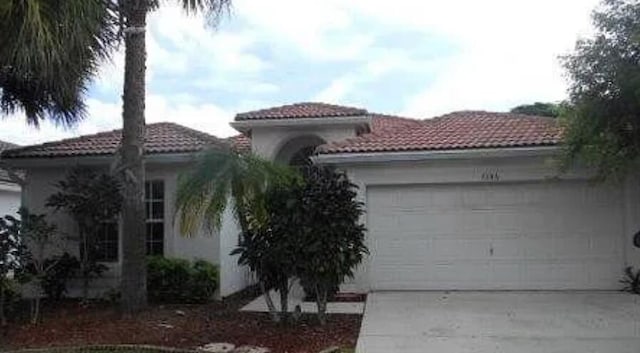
left=232, top=183, right=303, bottom=322
left=177, top=148, right=298, bottom=236
left=46, top=167, right=122, bottom=299
left=2, top=0, right=232, bottom=313
left=177, top=148, right=298, bottom=321
left=295, top=166, right=367, bottom=324
left=510, top=102, right=561, bottom=118
left=561, top=0, right=640, bottom=179
left=232, top=166, right=368, bottom=325
left=0, top=212, right=25, bottom=326
left=0, top=0, right=119, bottom=125
left=13, top=208, right=61, bottom=324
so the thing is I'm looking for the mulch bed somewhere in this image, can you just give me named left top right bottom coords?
left=0, top=289, right=362, bottom=353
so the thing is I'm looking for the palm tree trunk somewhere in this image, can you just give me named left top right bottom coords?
left=120, top=0, right=148, bottom=314
left=0, top=283, right=6, bottom=327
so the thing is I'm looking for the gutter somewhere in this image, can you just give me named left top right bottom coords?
left=0, top=181, right=20, bottom=192
left=313, top=146, right=561, bottom=165
left=3, top=152, right=200, bottom=169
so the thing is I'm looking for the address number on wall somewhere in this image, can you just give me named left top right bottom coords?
left=481, top=168, right=502, bottom=181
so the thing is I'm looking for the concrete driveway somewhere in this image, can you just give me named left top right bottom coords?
left=356, top=291, right=640, bottom=353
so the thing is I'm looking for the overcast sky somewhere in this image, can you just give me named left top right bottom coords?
left=0, top=0, right=600, bottom=145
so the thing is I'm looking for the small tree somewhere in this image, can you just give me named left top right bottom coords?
left=296, top=166, right=367, bottom=325
left=233, top=185, right=302, bottom=323
left=177, top=148, right=299, bottom=321
left=560, top=0, right=640, bottom=179
left=15, top=208, right=61, bottom=324
left=0, top=213, right=25, bottom=326
left=510, top=102, right=560, bottom=118
left=46, top=167, right=123, bottom=299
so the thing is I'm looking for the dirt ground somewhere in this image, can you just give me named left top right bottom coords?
left=1, top=290, right=362, bottom=353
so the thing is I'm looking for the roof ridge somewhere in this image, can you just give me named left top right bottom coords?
left=433, top=110, right=557, bottom=121
left=235, top=101, right=369, bottom=121
left=162, top=122, right=226, bottom=145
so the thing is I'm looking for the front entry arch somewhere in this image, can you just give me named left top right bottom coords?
left=274, top=135, right=325, bottom=166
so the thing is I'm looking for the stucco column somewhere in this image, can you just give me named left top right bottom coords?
left=624, top=176, right=640, bottom=268
left=341, top=168, right=370, bottom=293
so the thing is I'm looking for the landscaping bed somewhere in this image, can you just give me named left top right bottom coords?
left=0, top=290, right=362, bottom=353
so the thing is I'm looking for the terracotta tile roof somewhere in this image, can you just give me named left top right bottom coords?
left=235, top=102, right=368, bottom=121
left=2, top=122, right=227, bottom=159
left=0, top=140, right=20, bottom=183
left=226, top=114, right=420, bottom=153
left=227, top=134, right=251, bottom=153
left=319, top=111, right=563, bottom=154
left=370, top=114, right=424, bottom=133
left=0, top=140, right=18, bottom=152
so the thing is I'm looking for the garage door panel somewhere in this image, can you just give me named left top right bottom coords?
left=433, top=237, right=490, bottom=260
left=368, top=182, right=624, bottom=290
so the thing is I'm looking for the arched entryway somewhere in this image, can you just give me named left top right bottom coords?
left=274, top=135, right=325, bottom=167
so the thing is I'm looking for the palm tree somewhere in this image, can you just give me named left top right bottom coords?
left=1, top=0, right=232, bottom=313
left=177, top=148, right=296, bottom=236
left=176, top=148, right=297, bottom=319
left=0, top=0, right=118, bottom=126
left=118, top=0, right=231, bottom=313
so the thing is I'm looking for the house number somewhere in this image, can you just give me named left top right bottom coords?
left=481, top=169, right=501, bottom=181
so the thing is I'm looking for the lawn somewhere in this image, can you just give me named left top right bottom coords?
left=0, top=288, right=361, bottom=353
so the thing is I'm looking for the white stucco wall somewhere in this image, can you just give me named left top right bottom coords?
left=335, top=153, right=640, bottom=292
left=20, top=161, right=224, bottom=297
left=250, top=124, right=359, bottom=160
left=0, top=185, right=21, bottom=217
left=218, top=202, right=253, bottom=297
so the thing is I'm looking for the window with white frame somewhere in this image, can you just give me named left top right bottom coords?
left=92, top=222, right=118, bottom=262
left=145, top=180, right=164, bottom=256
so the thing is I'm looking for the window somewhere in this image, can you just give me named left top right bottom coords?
left=92, top=222, right=119, bottom=262
left=145, top=180, right=165, bottom=256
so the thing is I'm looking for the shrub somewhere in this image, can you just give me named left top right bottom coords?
left=190, top=260, right=219, bottom=302
left=0, top=278, right=22, bottom=324
left=46, top=167, right=123, bottom=300
left=295, top=166, right=367, bottom=325
left=40, top=253, right=80, bottom=301
left=147, top=256, right=218, bottom=304
left=621, top=266, right=640, bottom=294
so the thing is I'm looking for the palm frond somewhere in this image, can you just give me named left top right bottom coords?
left=0, top=0, right=120, bottom=126
left=177, top=0, right=231, bottom=27
left=176, top=148, right=299, bottom=237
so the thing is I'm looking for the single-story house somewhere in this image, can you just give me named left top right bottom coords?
left=3, top=102, right=640, bottom=297
left=0, top=140, right=21, bottom=218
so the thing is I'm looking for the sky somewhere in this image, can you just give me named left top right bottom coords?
left=0, top=0, right=601, bottom=146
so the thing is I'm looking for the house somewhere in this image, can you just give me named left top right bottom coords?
left=3, top=102, right=640, bottom=297
left=0, top=140, right=21, bottom=217
left=1, top=124, right=249, bottom=297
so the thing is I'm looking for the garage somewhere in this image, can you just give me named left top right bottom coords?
left=367, top=181, right=625, bottom=290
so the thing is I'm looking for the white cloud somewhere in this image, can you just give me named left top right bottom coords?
left=0, top=0, right=606, bottom=146
left=358, top=0, right=602, bottom=117
left=0, top=95, right=236, bottom=146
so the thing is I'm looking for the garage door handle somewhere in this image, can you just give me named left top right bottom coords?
left=490, top=246, right=494, bottom=256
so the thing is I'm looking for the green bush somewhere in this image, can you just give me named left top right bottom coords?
left=41, top=252, right=81, bottom=301
left=1, top=278, right=22, bottom=320
left=621, top=266, right=640, bottom=294
left=146, top=256, right=218, bottom=304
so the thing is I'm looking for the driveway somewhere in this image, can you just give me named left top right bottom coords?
left=356, top=291, right=640, bottom=353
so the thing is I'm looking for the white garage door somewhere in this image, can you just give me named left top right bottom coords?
left=368, top=182, right=625, bottom=290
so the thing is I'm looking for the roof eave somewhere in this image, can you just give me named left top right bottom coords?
left=3, top=151, right=202, bottom=169
left=314, top=145, right=561, bottom=165
left=0, top=181, right=20, bottom=192
left=230, top=115, right=372, bottom=133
